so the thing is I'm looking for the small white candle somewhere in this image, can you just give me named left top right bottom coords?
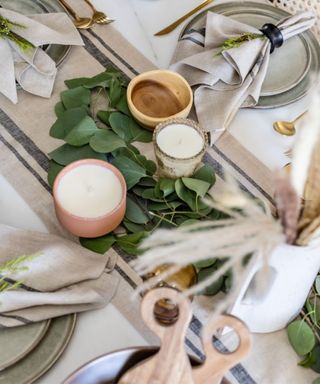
left=57, top=164, right=123, bottom=218
left=156, top=123, right=204, bottom=159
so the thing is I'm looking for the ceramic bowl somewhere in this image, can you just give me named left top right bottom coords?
left=127, top=70, right=193, bottom=130
left=53, top=159, right=126, bottom=238
left=63, top=347, right=201, bottom=384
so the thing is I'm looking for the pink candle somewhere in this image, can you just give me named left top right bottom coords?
left=53, top=159, right=126, bottom=238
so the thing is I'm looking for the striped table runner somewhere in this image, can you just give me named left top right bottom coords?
left=0, top=2, right=316, bottom=383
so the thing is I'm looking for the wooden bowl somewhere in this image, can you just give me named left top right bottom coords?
left=127, top=70, right=193, bottom=130
left=63, top=347, right=201, bottom=384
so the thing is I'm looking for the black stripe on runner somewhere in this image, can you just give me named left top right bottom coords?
left=0, top=110, right=49, bottom=173
left=211, top=143, right=274, bottom=204
left=115, top=265, right=137, bottom=289
left=0, top=133, right=50, bottom=192
left=87, top=29, right=140, bottom=76
left=81, top=34, right=131, bottom=81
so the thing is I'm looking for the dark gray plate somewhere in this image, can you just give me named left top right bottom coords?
left=0, top=0, right=70, bottom=66
left=63, top=347, right=202, bottom=384
left=181, top=1, right=320, bottom=109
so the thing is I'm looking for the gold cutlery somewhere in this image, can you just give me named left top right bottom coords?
left=57, top=0, right=93, bottom=29
left=154, top=0, right=214, bottom=36
left=273, top=111, right=307, bottom=136
left=83, top=0, right=114, bottom=25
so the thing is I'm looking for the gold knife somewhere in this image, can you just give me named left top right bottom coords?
left=154, top=0, right=214, bottom=36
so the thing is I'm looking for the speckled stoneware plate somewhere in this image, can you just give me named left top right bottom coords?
left=181, top=1, right=320, bottom=108
left=0, top=314, right=76, bottom=384
left=0, top=320, right=50, bottom=371
left=0, top=0, right=70, bottom=66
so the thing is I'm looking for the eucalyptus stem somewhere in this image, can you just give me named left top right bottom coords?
left=219, top=32, right=265, bottom=54
left=149, top=211, right=178, bottom=227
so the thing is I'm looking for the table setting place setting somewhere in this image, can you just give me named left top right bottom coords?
left=1, top=0, right=320, bottom=383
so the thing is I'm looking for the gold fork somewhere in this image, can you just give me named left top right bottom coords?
left=84, top=0, right=114, bottom=25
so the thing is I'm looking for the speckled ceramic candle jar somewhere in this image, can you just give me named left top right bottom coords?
left=153, top=118, right=208, bottom=179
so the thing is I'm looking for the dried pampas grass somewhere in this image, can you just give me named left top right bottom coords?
left=131, top=179, right=285, bottom=317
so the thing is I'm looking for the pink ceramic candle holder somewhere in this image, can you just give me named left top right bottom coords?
left=53, top=159, right=127, bottom=238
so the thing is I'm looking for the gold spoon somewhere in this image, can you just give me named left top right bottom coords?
left=58, top=0, right=93, bottom=29
left=273, top=111, right=307, bottom=136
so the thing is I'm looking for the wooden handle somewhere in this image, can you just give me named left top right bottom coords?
left=118, top=287, right=194, bottom=384
left=193, top=315, right=252, bottom=384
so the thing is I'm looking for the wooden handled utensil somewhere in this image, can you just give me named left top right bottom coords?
left=192, top=315, right=252, bottom=384
left=118, top=287, right=194, bottom=384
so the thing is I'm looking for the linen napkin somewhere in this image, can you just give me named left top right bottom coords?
left=170, top=11, right=315, bottom=143
left=0, top=224, right=119, bottom=327
left=0, top=8, right=84, bottom=104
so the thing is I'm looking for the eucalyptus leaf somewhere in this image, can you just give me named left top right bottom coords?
left=50, top=107, right=88, bottom=139
left=182, top=177, right=210, bottom=198
left=109, top=112, right=152, bottom=143
left=112, top=155, right=147, bottom=189
left=147, top=201, right=182, bottom=211
left=116, top=93, right=131, bottom=116
left=47, top=160, right=64, bottom=188
left=116, top=231, right=148, bottom=256
left=90, top=130, right=126, bottom=153
left=197, top=266, right=224, bottom=296
left=299, top=352, right=317, bottom=368
left=287, top=320, right=316, bottom=356
left=175, top=179, right=196, bottom=211
left=193, top=164, right=216, bottom=187
left=61, top=86, right=91, bottom=110
left=125, top=196, right=149, bottom=224
left=138, top=177, right=157, bottom=187
left=315, top=276, right=320, bottom=295
left=310, top=345, right=320, bottom=373
left=64, top=116, right=98, bottom=146
left=123, top=220, right=146, bottom=233
left=65, top=77, right=90, bottom=89
left=313, top=378, right=320, bottom=384
left=49, top=144, right=106, bottom=165
left=193, top=258, right=217, bottom=269
left=65, top=71, right=119, bottom=89
left=159, top=178, right=175, bottom=197
left=54, top=101, right=66, bottom=118
left=109, top=77, right=122, bottom=107
left=97, top=110, right=112, bottom=126
left=80, top=235, right=116, bottom=254
left=141, top=188, right=164, bottom=202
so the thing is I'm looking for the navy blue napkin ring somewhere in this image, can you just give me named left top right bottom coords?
left=260, top=23, right=284, bottom=53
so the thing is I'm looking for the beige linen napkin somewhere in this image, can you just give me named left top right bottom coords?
left=170, top=11, right=315, bottom=143
left=0, top=8, right=84, bottom=104
left=0, top=224, right=119, bottom=327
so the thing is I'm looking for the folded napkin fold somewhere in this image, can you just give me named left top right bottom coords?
left=0, top=224, right=119, bottom=327
left=0, top=8, right=84, bottom=104
left=170, top=11, right=315, bottom=143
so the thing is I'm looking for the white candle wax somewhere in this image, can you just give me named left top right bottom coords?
left=57, top=164, right=123, bottom=218
left=156, top=123, right=204, bottom=159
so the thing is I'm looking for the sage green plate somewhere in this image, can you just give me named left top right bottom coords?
left=0, top=320, right=50, bottom=371
left=0, top=315, right=76, bottom=384
left=181, top=1, right=320, bottom=108
left=0, top=0, right=70, bottom=66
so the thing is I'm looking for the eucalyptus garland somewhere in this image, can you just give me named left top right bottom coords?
left=48, top=68, right=230, bottom=295
left=0, top=15, right=34, bottom=51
